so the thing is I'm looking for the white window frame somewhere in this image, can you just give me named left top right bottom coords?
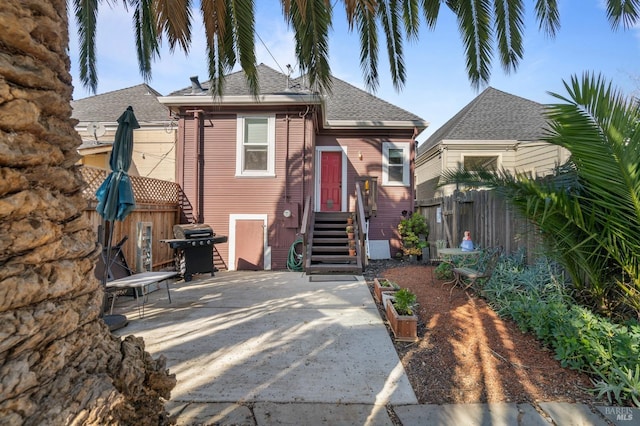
left=382, top=142, right=410, bottom=186
left=461, top=153, right=502, bottom=171
left=235, top=114, right=276, bottom=177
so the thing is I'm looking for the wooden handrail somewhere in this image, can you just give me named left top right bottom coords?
left=355, top=182, right=368, bottom=269
left=300, top=195, right=311, bottom=238
left=300, top=195, right=312, bottom=268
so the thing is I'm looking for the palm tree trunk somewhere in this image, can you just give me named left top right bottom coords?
left=0, top=1, right=175, bottom=424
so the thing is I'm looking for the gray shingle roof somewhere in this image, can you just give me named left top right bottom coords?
left=418, top=87, right=548, bottom=156
left=322, top=76, right=424, bottom=122
left=168, top=64, right=426, bottom=124
left=71, top=84, right=169, bottom=123
left=170, top=64, right=295, bottom=96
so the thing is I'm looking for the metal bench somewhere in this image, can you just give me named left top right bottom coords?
left=97, top=236, right=179, bottom=318
left=105, top=271, right=179, bottom=318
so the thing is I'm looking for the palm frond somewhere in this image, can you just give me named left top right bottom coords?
left=155, top=0, right=192, bottom=52
left=131, top=0, right=160, bottom=82
left=534, top=0, right=560, bottom=36
left=229, top=0, right=258, bottom=97
left=402, top=0, right=421, bottom=39
left=545, top=73, right=640, bottom=284
left=449, top=0, right=493, bottom=89
left=343, top=0, right=377, bottom=27
left=73, top=0, right=100, bottom=93
left=378, top=0, right=406, bottom=91
left=420, top=0, right=441, bottom=28
left=354, top=1, right=380, bottom=92
left=493, top=0, right=524, bottom=74
left=606, top=0, right=640, bottom=29
left=287, top=0, right=333, bottom=94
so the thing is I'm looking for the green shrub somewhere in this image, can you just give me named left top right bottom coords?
left=482, top=252, right=640, bottom=406
left=434, top=262, right=453, bottom=280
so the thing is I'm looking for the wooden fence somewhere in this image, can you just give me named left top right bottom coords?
left=80, top=166, right=182, bottom=272
left=416, top=190, right=544, bottom=261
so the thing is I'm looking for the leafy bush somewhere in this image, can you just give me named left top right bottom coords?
left=398, top=213, right=428, bottom=256
left=482, top=251, right=640, bottom=406
left=393, top=288, right=417, bottom=316
left=434, top=262, right=453, bottom=280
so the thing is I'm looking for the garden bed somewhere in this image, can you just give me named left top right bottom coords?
left=364, top=260, right=599, bottom=405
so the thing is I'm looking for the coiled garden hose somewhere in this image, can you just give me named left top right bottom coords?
left=287, top=238, right=304, bottom=271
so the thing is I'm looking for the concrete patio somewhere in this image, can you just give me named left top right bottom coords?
left=112, top=271, right=416, bottom=424
left=110, top=270, right=622, bottom=425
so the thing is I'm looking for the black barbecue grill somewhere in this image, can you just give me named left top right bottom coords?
left=161, top=224, right=228, bottom=281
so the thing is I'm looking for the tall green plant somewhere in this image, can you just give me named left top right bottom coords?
left=398, top=212, right=429, bottom=255
left=440, top=73, right=640, bottom=318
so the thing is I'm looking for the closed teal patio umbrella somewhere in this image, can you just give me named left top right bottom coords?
left=96, top=105, right=138, bottom=221
left=95, top=106, right=139, bottom=330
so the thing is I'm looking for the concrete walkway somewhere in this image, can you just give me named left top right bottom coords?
left=112, top=271, right=633, bottom=425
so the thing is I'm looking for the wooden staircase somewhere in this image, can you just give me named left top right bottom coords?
left=305, top=212, right=363, bottom=274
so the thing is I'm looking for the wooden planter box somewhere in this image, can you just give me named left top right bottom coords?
left=385, top=300, right=418, bottom=342
left=373, top=278, right=399, bottom=303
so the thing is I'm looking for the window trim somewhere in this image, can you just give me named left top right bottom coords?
left=235, top=114, right=276, bottom=177
left=382, top=142, right=410, bottom=187
left=460, top=153, right=502, bottom=171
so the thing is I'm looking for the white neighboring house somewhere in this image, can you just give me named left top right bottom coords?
left=416, top=87, right=570, bottom=200
left=72, top=84, right=177, bottom=182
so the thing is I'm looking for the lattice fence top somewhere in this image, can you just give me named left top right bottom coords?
left=80, top=166, right=180, bottom=204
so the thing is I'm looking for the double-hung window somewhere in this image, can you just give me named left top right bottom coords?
left=236, top=115, right=275, bottom=177
left=382, top=142, right=410, bottom=186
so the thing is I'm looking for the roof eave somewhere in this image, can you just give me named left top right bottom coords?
left=324, top=119, right=429, bottom=131
left=157, top=93, right=323, bottom=107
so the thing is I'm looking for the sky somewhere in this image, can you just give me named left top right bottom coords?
left=68, top=1, right=640, bottom=144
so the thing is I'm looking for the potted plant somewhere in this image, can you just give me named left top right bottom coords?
left=345, top=224, right=355, bottom=239
left=398, top=213, right=429, bottom=261
left=348, top=239, right=357, bottom=256
left=346, top=213, right=354, bottom=225
left=385, top=288, right=418, bottom=342
left=373, top=277, right=400, bottom=303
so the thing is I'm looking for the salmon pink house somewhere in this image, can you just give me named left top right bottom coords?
left=159, top=64, right=427, bottom=273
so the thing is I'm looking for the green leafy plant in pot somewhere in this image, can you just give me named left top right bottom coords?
left=392, top=288, right=417, bottom=315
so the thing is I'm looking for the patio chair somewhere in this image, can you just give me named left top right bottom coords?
left=451, top=246, right=503, bottom=295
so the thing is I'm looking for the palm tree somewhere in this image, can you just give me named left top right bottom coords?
left=440, top=73, right=640, bottom=319
left=73, top=0, right=640, bottom=96
left=0, top=1, right=175, bottom=424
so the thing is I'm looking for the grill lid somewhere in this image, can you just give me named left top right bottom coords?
left=173, top=224, right=215, bottom=239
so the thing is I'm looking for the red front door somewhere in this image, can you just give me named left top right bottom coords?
left=320, top=151, right=342, bottom=211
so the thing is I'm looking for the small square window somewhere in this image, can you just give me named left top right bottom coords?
left=236, top=115, right=275, bottom=177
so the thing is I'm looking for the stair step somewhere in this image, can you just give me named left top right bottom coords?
left=313, top=237, right=350, bottom=244
left=313, top=229, right=347, bottom=238
left=311, top=245, right=350, bottom=253
left=315, top=212, right=351, bottom=219
left=311, top=254, right=356, bottom=262
left=306, top=263, right=362, bottom=274
left=314, top=223, right=349, bottom=229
